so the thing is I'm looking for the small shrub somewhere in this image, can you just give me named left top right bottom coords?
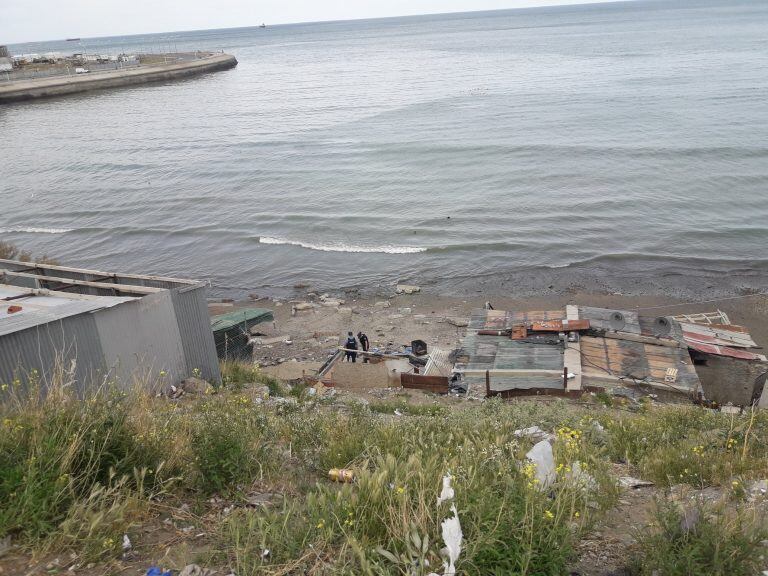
left=220, top=361, right=283, bottom=395
left=189, top=395, right=273, bottom=494
left=631, top=497, right=767, bottom=576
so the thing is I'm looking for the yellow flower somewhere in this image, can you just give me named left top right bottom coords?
left=573, top=511, right=580, bottom=518
left=544, top=510, right=554, bottom=520
left=731, top=480, right=740, bottom=487
left=396, top=486, right=405, bottom=495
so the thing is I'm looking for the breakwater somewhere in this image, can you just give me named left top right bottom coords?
left=0, top=52, right=237, bottom=103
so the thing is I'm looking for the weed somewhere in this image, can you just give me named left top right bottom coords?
left=631, top=496, right=768, bottom=576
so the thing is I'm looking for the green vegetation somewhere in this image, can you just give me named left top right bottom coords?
left=1, top=363, right=767, bottom=574
left=632, top=497, right=767, bottom=576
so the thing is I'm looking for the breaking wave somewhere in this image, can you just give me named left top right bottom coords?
left=258, top=236, right=426, bottom=254
left=0, top=227, right=73, bottom=234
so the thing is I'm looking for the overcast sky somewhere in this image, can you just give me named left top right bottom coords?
left=4, top=0, right=620, bottom=45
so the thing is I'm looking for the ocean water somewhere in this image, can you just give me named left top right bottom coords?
left=2, top=0, right=768, bottom=299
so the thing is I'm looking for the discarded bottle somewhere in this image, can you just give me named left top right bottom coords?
left=328, top=468, right=355, bottom=483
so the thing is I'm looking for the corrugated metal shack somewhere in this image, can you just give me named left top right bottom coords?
left=211, top=308, right=274, bottom=360
left=455, top=304, right=767, bottom=406
left=0, top=259, right=221, bottom=393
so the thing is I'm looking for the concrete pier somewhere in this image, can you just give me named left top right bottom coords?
left=0, top=52, right=237, bottom=103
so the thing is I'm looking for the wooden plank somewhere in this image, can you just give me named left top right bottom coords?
left=459, top=369, right=564, bottom=377
left=401, top=373, right=450, bottom=394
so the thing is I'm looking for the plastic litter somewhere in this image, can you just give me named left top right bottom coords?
left=565, top=461, right=596, bottom=491
left=619, top=476, right=655, bottom=489
left=525, top=440, right=556, bottom=489
left=428, top=474, right=463, bottom=576
left=440, top=505, right=463, bottom=575
left=328, top=468, right=355, bottom=483
left=436, top=474, right=455, bottom=505
left=513, top=426, right=552, bottom=442
left=145, top=568, right=172, bottom=576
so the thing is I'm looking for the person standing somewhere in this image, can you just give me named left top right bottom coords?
left=344, top=331, right=358, bottom=362
left=357, top=332, right=370, bottom=363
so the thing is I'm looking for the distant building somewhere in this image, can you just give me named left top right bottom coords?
left=0, top=259, right=221, bottom=394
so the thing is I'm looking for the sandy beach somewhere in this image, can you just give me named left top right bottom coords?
left=209, top=287, right=768, bottom=389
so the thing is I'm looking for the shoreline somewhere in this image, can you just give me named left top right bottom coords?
left=214, top=288, right=768, bottom=382
left=0, top=52, right=237, bottom=103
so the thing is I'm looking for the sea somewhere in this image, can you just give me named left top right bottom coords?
left=2, top=0, right=768, bottom=300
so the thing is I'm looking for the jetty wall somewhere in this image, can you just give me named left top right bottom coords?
left=0, top=53, right=237, bottom=103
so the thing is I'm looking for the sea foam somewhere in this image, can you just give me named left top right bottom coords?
left=258, top=236, right=425, bottom=254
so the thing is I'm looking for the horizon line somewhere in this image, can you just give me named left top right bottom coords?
left=8, top=0, right=637, bottom=46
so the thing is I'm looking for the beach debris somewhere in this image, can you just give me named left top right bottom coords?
left=437, top=474, right=455, bottom=505
left=291, top=302, right=315, bottom=316
left=122, top=534, right=132, bottom=552
left=396, top=284, right=421, bottom=295
left=526, top=440, right=556, bottom=489
left=145, top=568, right=172, bottom=576
left=720, top=403, right=741, bottom=415
left=394, top=408, right=403, bottom=416
left=374, top=300, right=392, bottom=308
left=328, top=468, right=355, bottom=483
left=619, top=476, right=655, bottom=489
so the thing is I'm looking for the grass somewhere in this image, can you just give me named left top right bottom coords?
left=631, top=494, right=768, bottom=576
left=1, top=362, right=767, bottom=573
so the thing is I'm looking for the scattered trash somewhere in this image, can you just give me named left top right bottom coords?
left=513, top=426, right=552, bottom=442
left=720, top=403, right=741, bottom=415
left=526, top=440, right=556, bottom=489
left=440, top=505, right=463, bottom=575
left=437, top=474, right=455, bottom=505
left=145, top=568, right=172, bottom=576
left=619, top=476, right=655, bottom=489
left=328, top=468, right=355, bottom=483
left=261, top=548, right=271, bottom=559
left=565, top=461, right=596, bottom=491
left=394, top=408, right=403, bottom=416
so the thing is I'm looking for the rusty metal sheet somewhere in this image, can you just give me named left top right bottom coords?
left=401, top=373, right=450, bottom=394
left=687, top=341, right=767, bottom=361
left=680, top=322, right=758, bottom=349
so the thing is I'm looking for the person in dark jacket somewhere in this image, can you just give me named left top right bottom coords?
left=357, top=332, right=370, bottom=363
left=344, top=331, right=358, bottom=362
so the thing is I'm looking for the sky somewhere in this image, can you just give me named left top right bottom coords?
left=2, top=0, right=621, bottom=45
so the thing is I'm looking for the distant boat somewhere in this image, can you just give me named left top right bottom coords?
left=66, top=38, right=81, bottom=41
left=259, top=23, right=266, bottom=28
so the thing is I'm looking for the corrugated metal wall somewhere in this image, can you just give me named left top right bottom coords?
left=170, top=286, right=222, bottom=382
left=0, top=314, right=107, bottom=397
left=94, top=291, right=187, bottom=392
